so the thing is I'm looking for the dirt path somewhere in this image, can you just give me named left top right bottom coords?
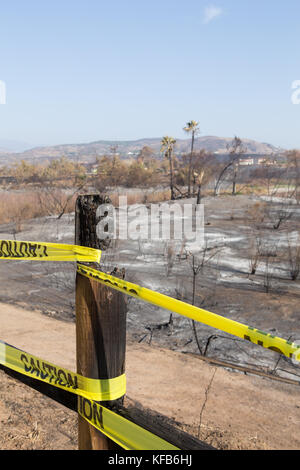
left=0, top=302, right=299, bottom=450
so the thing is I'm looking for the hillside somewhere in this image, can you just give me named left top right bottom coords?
left=0, top=140, right=32, bottom=154
left=0, top=136, right=283, bottom=165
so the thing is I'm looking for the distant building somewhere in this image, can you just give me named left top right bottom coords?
left=258, top=158, right=276, bottom=166
left=239, top=158, right=254, bottom=166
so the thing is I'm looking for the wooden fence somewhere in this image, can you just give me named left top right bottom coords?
left=0, top=194, right=214, bottom=451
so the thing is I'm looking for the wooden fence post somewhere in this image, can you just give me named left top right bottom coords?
left=75, top=194, right=127, bottom=450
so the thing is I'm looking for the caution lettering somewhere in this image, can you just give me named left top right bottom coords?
left=20, top=353, right=78, bottom=389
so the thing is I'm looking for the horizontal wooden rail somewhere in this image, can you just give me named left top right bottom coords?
left=184, top=352, right=300, bottom=386
left=0, top=364, right=214, bottom=450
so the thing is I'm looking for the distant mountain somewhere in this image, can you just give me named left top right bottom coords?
left=0, top=140, right=32, bottom=153
left=0, top=136, right=284, bottom=165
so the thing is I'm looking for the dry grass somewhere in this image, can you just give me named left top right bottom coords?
left=0, top=190, right=76, bottom=230
left=109, top=189, right=171, bottom=206
left=0, top=188, right=173, bottom=232
left=0, top=192, right=42, bottom=228
left=0, top=180, right=286, bottom=233
left=1, top=181, right=276, bottom=231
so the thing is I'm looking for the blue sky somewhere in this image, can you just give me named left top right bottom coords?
left=0, top=0, right=300, bottom=149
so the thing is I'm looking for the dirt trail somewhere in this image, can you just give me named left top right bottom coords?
left=0, top=302, right=299, bottom=450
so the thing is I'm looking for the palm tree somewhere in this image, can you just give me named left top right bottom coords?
left=183, top=120, right=200, bottom=197
left=161, top=136, right=176, bottom=200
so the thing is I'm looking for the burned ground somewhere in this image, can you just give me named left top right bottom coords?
left=0, top=194, right=299, bottom=449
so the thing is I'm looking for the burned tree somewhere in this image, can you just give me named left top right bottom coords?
left=214, top=136, right=247, bottom=196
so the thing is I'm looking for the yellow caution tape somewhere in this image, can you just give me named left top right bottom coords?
left=0, top=340, right=125, bottom=401
left=0, top=339, right=177, bottom=450
left=77, top=396, right=179, bottom=450
left=0, top=240, right=101, bottom=263
left=77, top=264, right=300, bottom=362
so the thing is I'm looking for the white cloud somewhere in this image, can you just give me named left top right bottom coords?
left=203, top=5, right=223, bottom=24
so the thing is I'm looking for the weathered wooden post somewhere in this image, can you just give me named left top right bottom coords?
left=75, top=194, right=127, bottom=450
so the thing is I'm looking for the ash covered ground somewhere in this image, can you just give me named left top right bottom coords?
left=0, top=194, right=300, bottom=382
